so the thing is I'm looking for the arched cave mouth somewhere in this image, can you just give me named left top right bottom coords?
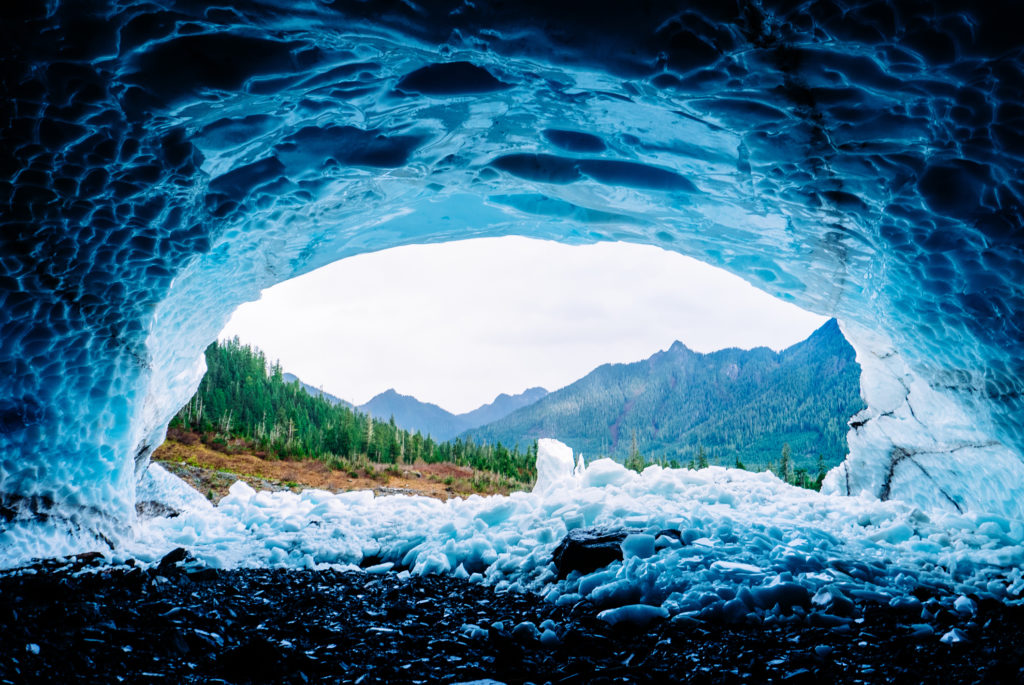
left=2, top=0, right=1023, bottom=578
left=207, top=237, right=854, bottom=481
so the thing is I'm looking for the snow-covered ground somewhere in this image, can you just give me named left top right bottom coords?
left=5, top=439, right=1024, bottom=629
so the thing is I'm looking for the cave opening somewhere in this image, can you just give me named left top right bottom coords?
left=2, top=2, right=1024, bottom=671
left=5, top=1, right=1023, bottom=547
left=195, top=236, right=853, bottom=484
left=5, top=1, right=1024, bottom=678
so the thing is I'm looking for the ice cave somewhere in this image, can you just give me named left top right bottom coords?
left=2, top=0, right=1024, bottom=593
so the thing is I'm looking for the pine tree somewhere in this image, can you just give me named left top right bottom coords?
left=815, top=453, right=827, bottom=490
left=780, top=443, right=793, bottom=484
left=625, top=430, right=645, bottom=473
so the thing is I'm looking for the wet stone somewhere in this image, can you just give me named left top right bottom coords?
left=551, top=526, right=642, bottom=578
left=9, top=563, right=1013, bottom=683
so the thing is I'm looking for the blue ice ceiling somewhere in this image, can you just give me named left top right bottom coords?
left=2, top=0, right=1023, bottom=540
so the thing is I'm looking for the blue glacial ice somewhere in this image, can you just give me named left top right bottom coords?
left=1, top=1, right=1024, bottom=556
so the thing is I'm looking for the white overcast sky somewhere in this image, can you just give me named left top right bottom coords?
left=220, top=238, right=827, bottom=414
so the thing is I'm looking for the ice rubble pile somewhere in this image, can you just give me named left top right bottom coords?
left=76, top=441, right=1016, bottom=627
left=3, top=0, right=1024, bottom=537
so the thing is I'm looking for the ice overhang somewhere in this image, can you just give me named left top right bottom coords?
left=1, top=0, right=1022, bottom=538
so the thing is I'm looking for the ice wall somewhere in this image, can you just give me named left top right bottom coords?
left=2, top=1, right=1023, bottom=539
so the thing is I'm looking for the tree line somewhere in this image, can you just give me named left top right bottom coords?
left=622, top=430, right=829, bottom=491
left=169, top=338, right=536, bottom=483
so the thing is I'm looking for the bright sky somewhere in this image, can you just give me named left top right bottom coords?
left=220, top=238, right=828, bottom=414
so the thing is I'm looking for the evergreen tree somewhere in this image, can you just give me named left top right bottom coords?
left=625, top=430, right=645, bottom=473
left=697, top=444, right=709, bottom=469
left=780, top=443, right=793, bottom=484
left=815, top=453, right=828, bottom=491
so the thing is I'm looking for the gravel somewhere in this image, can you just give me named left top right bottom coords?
left=1, top=554, right=1022, bottom=684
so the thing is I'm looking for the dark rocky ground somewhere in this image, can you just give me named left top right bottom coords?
left=1, top=554, right=1022, bottom=684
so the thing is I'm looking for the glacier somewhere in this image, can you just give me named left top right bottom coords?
left=1, top=0, right=1023, bottom=555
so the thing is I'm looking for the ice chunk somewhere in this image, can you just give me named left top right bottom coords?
left=597, top=604, right=668, bottom=627
left=580, top=459, right=636, bottom=489
left=590, top=579, right=642, bottom=608
left=135, top=463, right=213, bottom=516
left=940, top=628, right=969, bottom=644
left=621, top=533, right=656, bottom=559
left=953, top=595, right=976, bottom=616
left=533, top=439, right=576, bottom=494
left=363, top=562, right=394, bottom=574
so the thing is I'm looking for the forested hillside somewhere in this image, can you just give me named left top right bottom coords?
left=282, top=372, right=351, bottom=408
left=169, top=338, right=536, bottom=482
left=464, top=320, right=864, bottom=472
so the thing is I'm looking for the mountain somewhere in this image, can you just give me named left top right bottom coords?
left=357, top=387, right=549, bottom=441
left=458, top=387, right=549, bottom=428
left=282, top=372, right=352, bottom=408
left=463, top=320, right=864, bottom=471
left=359, top=389, right=467, bottom=441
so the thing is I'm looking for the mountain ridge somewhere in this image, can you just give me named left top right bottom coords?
left=462, top=319, right=863, bottom=470
left=357, top=386, right=550, bottom=441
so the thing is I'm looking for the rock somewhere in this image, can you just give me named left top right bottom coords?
left=551, top=526, right=641, bottom=578
left=539, top=629, right=560, bottom=647
left=135, top=500, right=181, bottom=519
left=940, top=628, right=970, bottom=644
left=511, top=621, right=540, bottom=642
left=218, top=637, right=288, bottom=680
left=185, top=567, right=219, bottom=582
left=0, top=566, right=1020, bottom=682
left=156, top=547, right=190, bottom=574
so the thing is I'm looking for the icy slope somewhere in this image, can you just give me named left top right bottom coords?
left=2, top=1, right=1024, bottom=539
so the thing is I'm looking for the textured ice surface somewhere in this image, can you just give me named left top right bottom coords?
left=2, top=1, right=1024, bottom=541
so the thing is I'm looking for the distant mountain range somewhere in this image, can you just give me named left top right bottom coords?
left=357, top=387, right=549, bottom=442
left=463, top=319, right=863, bottom=470
left=285, top=320, right=863, bottom=470
left=282, top=372, right=550, bottom=442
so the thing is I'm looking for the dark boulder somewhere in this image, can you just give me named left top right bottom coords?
left=551, top=526, right=641, bottom=579
left=156, top=547, right=191, bottom=574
